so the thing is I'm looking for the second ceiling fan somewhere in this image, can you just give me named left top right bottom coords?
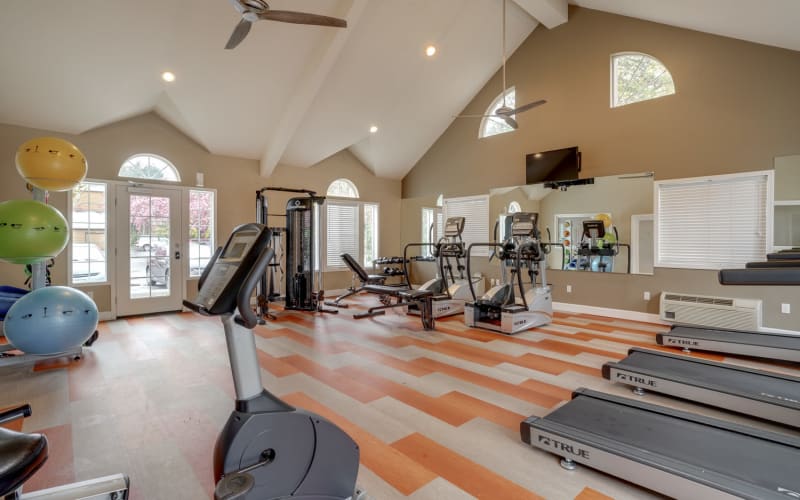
left=456, top=0, right=546, bottom=130
left=225, top=0, right=348, bottom=50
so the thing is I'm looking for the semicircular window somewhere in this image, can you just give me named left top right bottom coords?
left=119, top=154, right=181, bottom=182
left=479, top=87, right=516, bottom=139
left=611, top=52, right=675, bottom=108
left=326, top=178, right=359, bottom=198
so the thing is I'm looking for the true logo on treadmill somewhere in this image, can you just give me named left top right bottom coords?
left=537, top=435, right=590, bottom=459
left=615, top=373, right=657, bottom=387
left=514, top=319, right=527, bottom=326
left=667, top=339, right=698, bottom=346
left=761, top=392, right=800, bottom=405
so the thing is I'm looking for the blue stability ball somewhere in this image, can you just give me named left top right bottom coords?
left=3, top=286, right=98, bottom=355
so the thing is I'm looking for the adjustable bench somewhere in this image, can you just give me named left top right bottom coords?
left=324, top=253, right=435, bottom=329
left=324, top=253, right=387, bottom=308
left=354, top=285, right=435, bottom=331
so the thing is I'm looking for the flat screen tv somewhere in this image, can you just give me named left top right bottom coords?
left=525, top=146, right=581, bottom=185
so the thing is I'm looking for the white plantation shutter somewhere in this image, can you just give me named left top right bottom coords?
left=443, top=195, right=490, bottom=256
left=326, top=201, right=359, bottom=270
left=655, top=171, right=772, bottom=269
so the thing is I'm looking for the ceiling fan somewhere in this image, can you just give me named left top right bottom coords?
left=455, top=0, right=546, bottom=129
left=225, top=0, right=348, bottom=50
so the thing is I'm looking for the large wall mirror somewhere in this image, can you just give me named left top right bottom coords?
left=489, top=173, right=655, bottom=275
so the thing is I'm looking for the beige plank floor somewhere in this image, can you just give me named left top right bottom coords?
left=1, top=298, right=796, bottom=499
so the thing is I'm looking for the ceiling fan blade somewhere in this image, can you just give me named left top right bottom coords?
left=501, top=115, right=518, bottom=130
left=225, top=18, right=252, bottom=49
left=259, top=10, right=347, bottom=28
left=511, top=99, right=547, bottom=114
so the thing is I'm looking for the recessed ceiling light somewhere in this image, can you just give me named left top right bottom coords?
left=425, top=45, right=437, bottom=57
left=369, top=125, right=378, bottom=134
left=161, top=71, right=176, bottom=82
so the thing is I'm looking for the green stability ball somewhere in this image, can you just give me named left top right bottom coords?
left=0, top=199, right=69, bottom=264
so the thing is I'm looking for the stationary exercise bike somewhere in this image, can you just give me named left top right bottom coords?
left=183, top=223, right=363, bottom=500
left=0, top=405, right=129, bottom=499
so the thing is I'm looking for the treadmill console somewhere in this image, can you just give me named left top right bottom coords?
left=188, top=223, right=272, bottom=316
left=511, top=212, right=538, bottom=237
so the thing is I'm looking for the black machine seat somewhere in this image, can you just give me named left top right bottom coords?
left=341, top=253, right=386, bottom=285
left=0, top=427, right=48, bottom=497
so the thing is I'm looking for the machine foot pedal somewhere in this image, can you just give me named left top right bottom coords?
left=215, top=472, right=255, bottom=500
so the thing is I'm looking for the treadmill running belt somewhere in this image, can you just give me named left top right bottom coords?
left=667, top=326, right=800, bottom=350
left=541, top=391, right=800, bottom=496
left=617, top=350, right=800, bottom=406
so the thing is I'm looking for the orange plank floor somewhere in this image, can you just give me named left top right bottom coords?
left=1, top=298, right=796, bottom=499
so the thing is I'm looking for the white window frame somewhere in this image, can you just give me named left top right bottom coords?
left=323, top=199, right=380, bottom=271
left=610, top=52, right=676, bottom=108
left=68, top=180, right=110, bottom=286
left=443, top=194, right=490, bottom=256
left=118, top=153, right=182, bottom=182
left=185, top=188, right=218, bottom=279
left=479, top=87, right=516, bottom=139
left=654, top=170, right=774, bottom=270
left=421, top=207, right=443, bottom=258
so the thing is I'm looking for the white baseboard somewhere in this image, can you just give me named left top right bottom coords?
left=99, top=311, right=116, bottom=321
left=553, top=302, right=664, bottom=325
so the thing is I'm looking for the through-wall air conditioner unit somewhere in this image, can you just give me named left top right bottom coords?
left=660, top=292, right=762, bottom=331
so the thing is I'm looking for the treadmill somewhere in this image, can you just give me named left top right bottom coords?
left=603, top=348, right=800, bottom=426
left=658, top=325, right=800, bottom=362
left=521, top=388, right=800, bottom=499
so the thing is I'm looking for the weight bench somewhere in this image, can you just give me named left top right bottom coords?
left=353, top=285, right=435, bottom=331
left=324, top=253, right=387, bottom=308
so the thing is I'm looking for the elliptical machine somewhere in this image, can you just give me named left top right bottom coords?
left=407, top=217, right=482, bottom=319
left=464, top=212, right=552, bottom=335
left=183, top=223, right=362, bottom=500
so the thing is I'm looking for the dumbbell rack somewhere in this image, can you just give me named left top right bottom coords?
left=373, top=256, right=409, bottom=286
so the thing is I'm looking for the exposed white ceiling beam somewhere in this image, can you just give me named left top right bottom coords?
left=259, top=0, right=369, bottom=177
left=512, top=0, right=568, bottom=29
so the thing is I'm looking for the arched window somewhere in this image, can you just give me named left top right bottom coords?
left=119, top=154, right=180, bottom=182
left=326, top=178, right=359, bottom=198
left=479, top=87, right=516, bottom=139
left=611, top=52, right=675, bottom=108
left=508, top=201, right=521, bottom=214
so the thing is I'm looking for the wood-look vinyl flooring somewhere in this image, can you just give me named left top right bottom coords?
left=1, top=297, right=797, bottom=499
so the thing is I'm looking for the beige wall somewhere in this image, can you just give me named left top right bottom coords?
left=0, top=113, right=401, bottom=312
left=401, top=7, right=800, bottom=330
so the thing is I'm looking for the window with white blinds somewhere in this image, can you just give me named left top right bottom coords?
left=443, top=195, right=490, bottom=256
left=325, top=201, right=359, bottom=270
left=655, top=171, right=773, bottom=269
left=324, top=200, right=380, bottom=270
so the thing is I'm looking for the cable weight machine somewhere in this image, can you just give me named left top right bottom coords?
left=256, top=187, right=337, bottom=321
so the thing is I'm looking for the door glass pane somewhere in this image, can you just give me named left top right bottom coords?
left=129, top=195, right=171, bottom=298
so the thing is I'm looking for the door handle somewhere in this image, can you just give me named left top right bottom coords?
left=175, top=251, right=181, bottom=260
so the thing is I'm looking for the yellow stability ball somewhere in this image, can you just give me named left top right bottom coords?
left=15, top=137, right=87, bottom=191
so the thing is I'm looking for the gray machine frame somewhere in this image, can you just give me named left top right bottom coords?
left=184, top=223, right=363, bottom=500
left=521, top=388, right=800, bottom=500
left=658, top=325, right=800, bottom=362
left=603, top=348, right=800, bottom=427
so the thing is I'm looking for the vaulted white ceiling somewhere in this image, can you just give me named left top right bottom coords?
left=1, top=0, right=799, bottom=179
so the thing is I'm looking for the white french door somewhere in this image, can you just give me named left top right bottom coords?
left=115, top=185, right=183, bottom=316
